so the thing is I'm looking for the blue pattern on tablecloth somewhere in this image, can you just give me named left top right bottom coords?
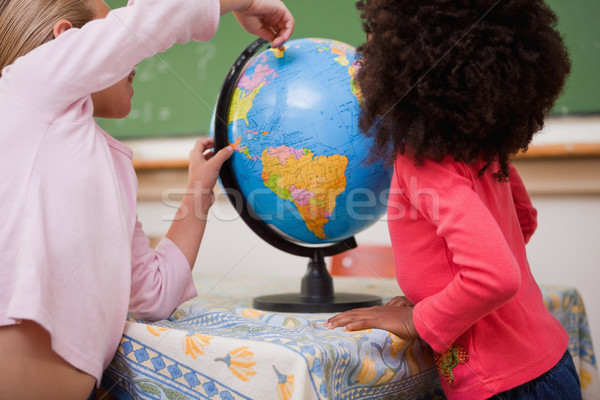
left=103, top=335, right=253, bottom=400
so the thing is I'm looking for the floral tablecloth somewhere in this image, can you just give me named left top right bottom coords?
left=541, top=285, right=599, bottom=397
left=100, top=276, right=598, bottom=399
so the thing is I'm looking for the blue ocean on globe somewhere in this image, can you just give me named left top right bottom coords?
left=213, top=38, right=393, bottom=244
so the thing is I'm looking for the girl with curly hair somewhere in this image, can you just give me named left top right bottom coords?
left=327, top=0, right=580, bottom=398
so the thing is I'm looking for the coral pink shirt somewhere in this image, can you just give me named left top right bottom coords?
left=0, top=0, right=219, bottom=384
left=388, top=155, right=568, bottom=399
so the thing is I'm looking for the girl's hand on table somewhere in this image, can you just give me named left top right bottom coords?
left=325, top=296, right=420, bottom=341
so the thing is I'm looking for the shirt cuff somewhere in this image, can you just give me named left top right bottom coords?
left=413, top=301, right=451, bottom=354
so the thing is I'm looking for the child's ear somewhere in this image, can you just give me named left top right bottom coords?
left=53, top=19, right=73, bottom=38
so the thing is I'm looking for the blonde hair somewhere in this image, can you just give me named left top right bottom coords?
left=0, top=0, right=96, bottom=76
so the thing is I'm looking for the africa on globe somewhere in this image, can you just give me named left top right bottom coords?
left=213, top=38, right=392, bottom=245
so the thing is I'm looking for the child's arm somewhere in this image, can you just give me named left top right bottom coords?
left=165, top=137, right=233, bottom=268
left=127, top=138, right=231, bottom=319
left=508, top=164, right=538, bottom=243
left=128, top=220, right=198, bottom=320
left=4, top=0, right=220, bottom=117
left=4, top=0, right=293, bottom=118
left=127, top=137, right=231, bottom=320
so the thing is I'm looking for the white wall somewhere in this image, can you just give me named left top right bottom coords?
left=526, top=195, right=600, bottom=357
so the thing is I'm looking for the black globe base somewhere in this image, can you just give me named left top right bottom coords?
left=253, top=292, right=382, bottom=313
left=252, top=245, right=383, bottom=313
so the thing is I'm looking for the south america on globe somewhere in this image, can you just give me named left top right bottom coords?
left=213, top=38, right=392, bottom=245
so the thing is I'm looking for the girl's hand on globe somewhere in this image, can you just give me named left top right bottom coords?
left=226, top=0, right=295, bottom=49
left=165, top=137, right=233, bottom=268
left=187, top=137, right=233, bottom=215
left=324, top=296, right=420, bottom=341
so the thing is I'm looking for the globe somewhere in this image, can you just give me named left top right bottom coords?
left=212, top=38, right=393, bottom=312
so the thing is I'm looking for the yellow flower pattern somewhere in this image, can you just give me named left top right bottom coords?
left=216, top=346, right=257, bottom=382
left=182, top=334, right=212, bottom=359
left=580, top=369, right=592, bottom=389
left=373, top=368, right=396, bottom=385
left=389, top=333, right=429, bottom=375
left=241, top=308, right=266, bottom=318
left=172, top=309, right=186, bottom=320
left=543, top=292, right=561, bottom=311
left=273, top=366, right=295, bottom=400
left=146, top=325, right=169, bottom=337
left=355, top=353, right=376, bottom=384
left=283, top=317, right=300, bottom=329
left=388, top=333, right=406, bottom=358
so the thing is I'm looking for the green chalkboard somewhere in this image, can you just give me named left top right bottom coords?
left=546, top=0, right=600, bottom=116
left=98, top=0, right=363, bottom=139
left=98, top=0, right=599, bottom=139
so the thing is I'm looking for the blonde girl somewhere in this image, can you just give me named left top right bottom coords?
left=0, top=0, right=294, bottom=398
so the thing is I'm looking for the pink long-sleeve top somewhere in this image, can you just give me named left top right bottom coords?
left=388, top=155, right=568, bottom=399
left=0, top=0, right=219, bottom=384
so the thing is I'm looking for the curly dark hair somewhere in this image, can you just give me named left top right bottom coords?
left=355, top=0, right=571, bottom=181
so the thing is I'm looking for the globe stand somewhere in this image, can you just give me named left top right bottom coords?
left=253, top=246, right=382, bottom=313
left=214, top=38, right=383, bottom=313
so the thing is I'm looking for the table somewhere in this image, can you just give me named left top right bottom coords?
left=540, top=285, right=599, bottom=397
left=100, top=276, right=598, bottom=399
